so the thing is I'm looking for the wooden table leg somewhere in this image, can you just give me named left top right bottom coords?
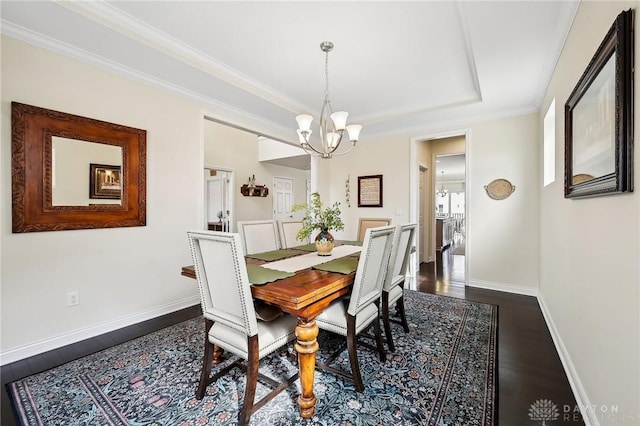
left=212, top=345, right=224, bottom=364
left=295, top=318, right=319, bottom=419
left=205, top=319, right=225, bottom=365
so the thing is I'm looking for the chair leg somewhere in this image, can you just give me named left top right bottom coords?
left=239, top=335, right=259, bottom=426
left=197, top=319, right=214, bottom=400
left=395, top=296, right=410, bottom=333
left=346, top=315, right=364, bottom=392
left=373, top=301, right=386, bottom=362
left=381, top=291, right=395, bottom=352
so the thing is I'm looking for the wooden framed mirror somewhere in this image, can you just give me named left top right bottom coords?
left=564, top=9, right=634, bottom=198
left=11, top=102, right=146, bottom=232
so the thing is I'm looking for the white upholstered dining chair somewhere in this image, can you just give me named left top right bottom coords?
left=278, top=220, right=306, bottom=248
left=315, top=225, right=395, bottom=392
left=356, top=217, right=392, bottom=241
left=187, top=230, right=298, bottom=426
left=237, top=219, right=280, bottom=254
left=381, top=223, right=416, bottom=352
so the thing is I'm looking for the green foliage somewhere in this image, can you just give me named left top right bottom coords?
left=292, top=192, right=344, bottom=241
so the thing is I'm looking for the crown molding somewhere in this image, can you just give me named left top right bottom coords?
left=56, top=0, right=310, bottom=114
left=532, top=1, right=580, bottom=108
left=1, top=20, right=293, bottom=140
left=365, top=104, right=539, bottom=140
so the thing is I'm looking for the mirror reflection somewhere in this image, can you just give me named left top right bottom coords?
left=52, top=137, right=123, bottom=206
left=571, top=54, right=616, bottom=185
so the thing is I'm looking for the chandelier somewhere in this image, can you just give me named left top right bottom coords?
left=436, top=171, right=449, bottom=197
left=295, top=41, right=362, bottom=159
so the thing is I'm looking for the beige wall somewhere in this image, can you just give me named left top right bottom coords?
left=317, top=134, right=412, bottom=241
left=203, top=120, right=309, bottom=227
left=1, top=37, right=203, bottom=361
left=467, top=113, right=540, bottom=293
left=317, top=113, right=540, bottom=297
left=539, top=1, right=639, bottom=424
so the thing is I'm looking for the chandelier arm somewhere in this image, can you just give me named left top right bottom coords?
left=301, top=141, right=328, bottom=157
left=326, top=141, right=357, bottom=157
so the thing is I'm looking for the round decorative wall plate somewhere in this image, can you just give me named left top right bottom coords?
left=484, top=178, right=516, bottom=200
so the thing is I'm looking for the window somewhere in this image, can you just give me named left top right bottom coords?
left=450, top=192, right=465, bottom=214
left=436, top=191, right=465, bottom=216
left=436, top=193, right=450, bottom=215
left=543, top=99, right=556, bottom=186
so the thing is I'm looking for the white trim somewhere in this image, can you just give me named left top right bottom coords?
left=467, top=279, right=538, bottom=297
left=537, top=295, right=597, bottom=426
left=0, top=295, right=200, bottom=366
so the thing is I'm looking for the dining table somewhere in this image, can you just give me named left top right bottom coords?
left=181, top=241, right=363, bottom=419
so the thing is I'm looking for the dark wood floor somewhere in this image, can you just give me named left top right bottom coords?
left=415, top=246, right=583, bottom=425
left=2, top=246, right=582, bottom=425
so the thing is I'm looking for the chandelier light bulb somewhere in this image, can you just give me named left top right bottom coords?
left=346, top=124, right=362, bottom=142
left=330, top=111, right=348, bottom=130
left=295, top=114, right=313, bottom=133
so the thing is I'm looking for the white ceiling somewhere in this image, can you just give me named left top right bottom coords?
left=1, top=1, right=578, bottom=144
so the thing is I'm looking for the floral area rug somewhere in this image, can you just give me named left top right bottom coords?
left=8, top=291, right=497, bottom=425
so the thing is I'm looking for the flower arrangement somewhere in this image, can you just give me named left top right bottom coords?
left=293, top=192, right=345, bottom=243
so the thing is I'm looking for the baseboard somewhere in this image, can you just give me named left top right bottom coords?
left=537, top=295, right=597, bottom=426
left=0, top=295, right=200, bottom=366
left=467, top=279, right=538, bottom=297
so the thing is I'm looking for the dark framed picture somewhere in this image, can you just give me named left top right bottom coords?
left=90, top=164, right=122, bottom=199
left=358, top=175, right=383, bottom=207
left=564, top=9, right=633, bottom=199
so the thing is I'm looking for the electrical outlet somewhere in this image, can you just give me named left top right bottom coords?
left=67, top=291, right=79, bottom=306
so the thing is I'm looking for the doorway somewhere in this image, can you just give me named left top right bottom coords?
left=434, top=153, right=465, bottom=256
left=204, top=167, right=233, bottom=231
left=418, top=166, right=428, bottom=263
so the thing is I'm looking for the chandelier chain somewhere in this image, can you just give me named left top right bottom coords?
left=324, top=49, right=330, bottom=100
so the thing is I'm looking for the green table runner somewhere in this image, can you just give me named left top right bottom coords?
left=291, top=243, right=317, bottom=252
left=340, top=240, right=363, bottom=246
left=246, top=249, right=301, bottom=261
left=246, top=264, right=295, bottom=285
left=313, top=257, right=359, bottom=275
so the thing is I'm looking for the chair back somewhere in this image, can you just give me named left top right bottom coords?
left=187, top=230, right=258, bottom=337
left=348, top=225, right=395, bottom=316
left=357, top=217, right=392, bottom=241
left=383, top=223, right=417, bottom=292
left=279, top=220, right=306, bottom=248
left=237, top=220, right=280, bottom=254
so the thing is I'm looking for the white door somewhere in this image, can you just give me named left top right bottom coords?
left=419, top=167, right=427, bottom=263
left=273, top=177, right=294, bottom=222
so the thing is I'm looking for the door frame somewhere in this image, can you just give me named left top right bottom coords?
left=410, top=129, right=469, bottom=286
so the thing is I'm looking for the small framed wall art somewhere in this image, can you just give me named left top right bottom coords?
left=358, top=175, right=383, bottom=207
